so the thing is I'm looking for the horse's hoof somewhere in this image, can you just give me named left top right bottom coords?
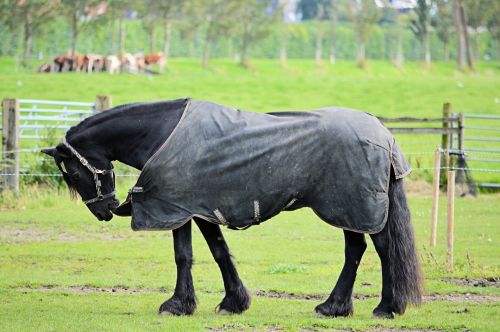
left=158, top=296, right=196, bottom=316
left=314, top=300, right=353, bottom=318
left=215, top=286, right=251, bottom=314
left=372, top=308, right=395, bottom=319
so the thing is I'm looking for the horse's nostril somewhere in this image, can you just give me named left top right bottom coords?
left=109, top=199, right=120, bottom=210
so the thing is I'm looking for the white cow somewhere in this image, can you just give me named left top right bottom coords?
left=106, top=55, right=121, bottom=74
left=120, top=53, right=139, bottom=73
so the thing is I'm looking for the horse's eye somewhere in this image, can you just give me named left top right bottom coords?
left=70, top=172, right=80, bottom=181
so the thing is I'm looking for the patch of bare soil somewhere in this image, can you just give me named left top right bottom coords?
left=254, top=290, right=500, bottom=304
left=0, top=225, right=144, bottom=243
left=254, top=290, right=378, bottom=301
left=17, top=285, right=168, bottom=294
left=254, top=290, right=324, bottom=301
left=425, top=293, right=500, bottom=303
left=442, top=277, right=500, bottom=288
left=17, top=286, right=500, bottom=304
left=0, top=227, right=60, bottom=243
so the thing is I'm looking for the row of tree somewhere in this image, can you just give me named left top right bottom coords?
left=0, top=0, right=499, bottom=70
left=297, top=0, right=499, bottom=70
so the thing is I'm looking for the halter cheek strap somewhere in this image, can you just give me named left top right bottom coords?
left=63, top=140, right=116, bottom=205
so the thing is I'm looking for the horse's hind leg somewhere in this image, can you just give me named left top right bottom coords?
left=370, top=178, right=423, bottom=319
left=159, top=221, right=197, bottom=315
left=370, top=227, right=395, bottom=318
left=194, top=218, right=250, bottom=314
left=315, top=230, right=367, bottom=317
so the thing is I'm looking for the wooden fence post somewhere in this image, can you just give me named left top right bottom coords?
left=447, top=170, right=456, bottom=269
left=1, top=98, right=20, bottom=193
left=430, top=148, right=441, bottom=247
left=440, top=102, right=451, bottom=187
left=95, top=95, right=112, bottom=112
left=457, top=113, right=464, bottom=152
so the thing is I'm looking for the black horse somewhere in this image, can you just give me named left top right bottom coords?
left=42, top=98, right=423, bottom=318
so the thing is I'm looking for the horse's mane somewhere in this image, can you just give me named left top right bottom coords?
left=66, top=98, right=188, bottom=138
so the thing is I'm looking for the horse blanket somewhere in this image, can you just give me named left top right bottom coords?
left=126, top=99, right=410, bottom=233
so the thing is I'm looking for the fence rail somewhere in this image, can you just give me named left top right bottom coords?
left=19, top=108, right=94, bottom=114
left=464, top=114, right=500, bottom=120
left=18, top=99, right=95, bottom=107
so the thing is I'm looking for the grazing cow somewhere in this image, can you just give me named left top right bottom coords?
left=144, top=52, right=166, bottom=72
left=71, top=53, right=86, bottom=72
left=83, top=54, right=106, bottom=73
left=53, top=55, right=71, bottom=72
left=135, top=53, right=146, bottom=72
left=120, top=53, right=139, bottom=73
left=106, top=55, right=121, bottom=74
left=93, top=55, right=107, bottom=72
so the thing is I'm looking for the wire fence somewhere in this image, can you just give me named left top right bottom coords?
left=2, top=149, right=500, bottom=178
left=4, top=143, right=500, bottom=173
left=2, top=99, right=499, bottom=191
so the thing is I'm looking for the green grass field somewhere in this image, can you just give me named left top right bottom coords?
left=0, top=187, right=499, bottom=331
left=1, top=58, right=500, bottom=331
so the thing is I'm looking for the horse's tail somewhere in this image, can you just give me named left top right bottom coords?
left=387, top=177, right=423, bottom=313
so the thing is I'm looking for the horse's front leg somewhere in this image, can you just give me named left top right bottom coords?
left=159, top=221, right=197, bottom=315
left=194, top=218, right=251, bottom=314
left=315, top=230, right=367, bottom=317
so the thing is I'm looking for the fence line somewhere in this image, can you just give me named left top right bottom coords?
left=3, top=166, right=499, bottom=178
left=2, top=99, right=499, bottom=192
left=0, top=173, right=138, bottom=177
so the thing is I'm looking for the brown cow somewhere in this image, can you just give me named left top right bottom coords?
left=83, top=54, right=106, bottom=73
left=70, top=52, right=85, bottom=72
left=53, top=55, right=71, bottom=72
left=143, top=52, right=166, bottom=72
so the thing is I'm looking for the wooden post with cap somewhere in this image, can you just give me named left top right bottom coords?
left=95, top=95, right=112, bottom=113
left=1, top=98, right=20, bottom=193
left=440, top=102, right=451, bottom=187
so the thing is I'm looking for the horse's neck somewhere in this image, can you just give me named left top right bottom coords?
left=70, top=103, right=184, bottom=170
left=110, top=107, right=184, bottom=170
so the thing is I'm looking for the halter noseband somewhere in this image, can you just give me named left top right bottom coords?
left=62, top=140, right=116, bottom=205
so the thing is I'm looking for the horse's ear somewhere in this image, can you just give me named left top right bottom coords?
left=41, top=148, right=57, bottom=157
left=55, top=143, right=71, bottom=158
left=41, top=144, right=71, bottom=159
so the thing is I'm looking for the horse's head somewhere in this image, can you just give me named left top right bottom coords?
left=42, top=142, right=120, bottom=221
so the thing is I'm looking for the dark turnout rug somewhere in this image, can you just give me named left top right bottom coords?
left=126, top=99, right=410, bottom=233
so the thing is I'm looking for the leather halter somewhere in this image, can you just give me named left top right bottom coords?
left=62, top=140, right=116, bottom=205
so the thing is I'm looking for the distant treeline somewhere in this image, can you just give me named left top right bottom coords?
left=0, top=0, right=498, bottom=69
left=0, top=20, right=497, bottom=62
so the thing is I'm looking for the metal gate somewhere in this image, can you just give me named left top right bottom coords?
left=458, top=114, right=500, bottom=188
left=18, top=99, right=97, bottom=145
left=1, top=96, right=111, bottom=191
